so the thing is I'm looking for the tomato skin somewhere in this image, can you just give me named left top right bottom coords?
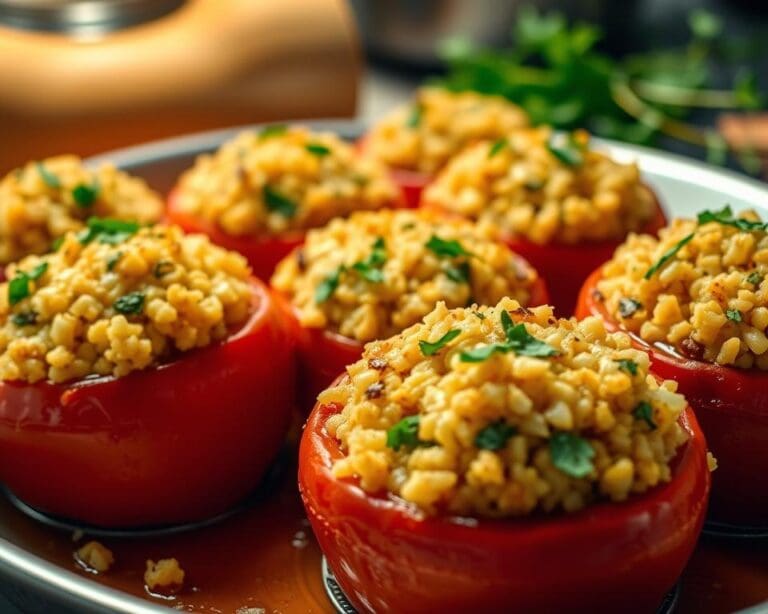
left=299, top=393, right=710, bottom=614
left=0, top=280, right=295, bottom=528
left=274, top=265, right=550, bottom=411
left=389, top=167, right=430, bottom=208
left=577, top=267, right=768, bottom=526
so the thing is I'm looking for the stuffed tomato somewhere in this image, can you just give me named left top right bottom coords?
left=270, top=209, right=548, bottom=408
left=299, top=298, right=710, bottom=613
left=421, top=127, right=666, bottom=316
left=166, top=126, right=403, bottom=281
left=0, top=220, right=294, bottom=527
left=361, top=87, right=530, bottom=208
left=576, top=207, right=768, bottom=527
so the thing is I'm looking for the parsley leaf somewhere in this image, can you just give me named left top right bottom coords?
left=419, top=329, right=461, bottom=356
left=315, top=266, right=344, bottom=303
left=153, top=260, right=175, bottom=278
left=546, top=134, right=584, bottom=166
left=549, top=432, right=595, bottom=478
left=425, top=235, right=472, bottom=258
left=8, top=262, right=48, bottom=305
left=113, top=291, right=144, bottom=315
left=475, top=420, right=517, bottom=450
left=306, top=143, right=331, bottom=157
left=106, top=252, right=122, bottom=272
left=460, top=310, right=558, bottom=361
left=445, top=261, right=471, bottom=284
left=459, top=343, right=512, bottom=362
left=644, top=233, right=695, bottom=279
left=259, top=124, right=287, bottom=139
left=633, top=401, right=657, bottom=430
left=747, top=271, right=763, bottom=286
left=697, top=205, right=768, bottom=233
left=77, top=217, right=140, bottom=245
left=406, top=104, right=423, bottom=128
left=36, top=162, right=61, bottom=189
left=614, top=358, right=638, bottom=375
left=72, top=182, right=99, bottom=208
left=488, top=138, right=508, bottom=158
left=472, top=310, right=486, bottom=320
left=618, top=297, right=642, bottom=318
left=351, top=237, right=387, bottom=283
left=726, top=308, right=743, bottom=323
left=262, top=186, right=297, bottom=218
left=386, top=415, right=421, bottom=450
left=11, top=310, right=37, bottom=326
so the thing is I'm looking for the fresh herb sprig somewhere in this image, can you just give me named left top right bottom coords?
left=8, top=262, right=48, bottom=305
left=460, top=310, right=558, bottom=362
left=419, top=329, right=461, bottom=356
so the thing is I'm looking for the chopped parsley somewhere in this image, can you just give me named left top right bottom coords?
left=472, top=310, right=486, bottom=320
left=350, top=237, right=387, bottom=283
left=315, top=266, right=344, bottom=303
left=77, top=217, right=140, bottom=245
left=475, top=420, right=517, bottom=450
left=262, top=185, right=297, bottom=218
left=618, top=297, right=642, bottom=318
left=36, top=162, right=61, bottom=189
left=633, top=401, right=657, bottom=430
left=258, top=124, right=287, bottom=139
left=419, top=328, right=461, bottom=356
left=549, top=432, right=595, bottom=478
left=386, top=415, right=421, bottom=450
left=697, top=205, right=768, bottom=233
left=153, top=260, right=175, bottom=278
left=546, top=134, right=584, bottom=166
left=106, top=252, right=122, bottom=271
left=72, top=182, right=99, bottom=208
left=726, top=308, right=743, bottom=323
left=644, top=233, right=694, bottom=279
left=425, top=235, right=472, bottom=258
left=114, top=291, right=144, bottom=315
left=445, top=261, right=471, bottom=284
left=614, top=358, right=638, bottom=375
left=488, top=138, right=508, bottom=158
left=747, top=271, right=763, bottom=286
left=8, top=262, right=48, bottom=305
left=305, top=143, right=331, bottom=157
left=406, top=103, right=423, bottom=128
left=460, top=310, right=558, bottom=362
left=11, top=310, right=37, bottom=326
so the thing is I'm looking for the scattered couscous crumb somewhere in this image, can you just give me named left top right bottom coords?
left=321, top=298, right=690, bottom=517
left=707, top=452, right=718, bottom=472
left=366, top=87, right=529, bottom=174
left=0, top=222, right=253, bottom=383
left=172, top=126, right=401, bottom=236
left=597, top=209, right=768, bottom=370
left=144, top=558, right=185, bottom=594
left=422, top=127, right=657, bottom=244
left=75, top=541, right=114, bottom=574
left=271, top=209, right=542, bottom=343
left=0, top=155, right=163, bottom=265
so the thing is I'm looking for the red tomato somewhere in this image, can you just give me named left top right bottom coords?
left=299, top=392, right=710, bottom=614
left=166, top=188, right=304, bottom=282
left=0, top=279, right=295, bottom=528
left=424, top=192, right=666, bottom=317
left=274, top=261, right=550, bottom=410
left=577, top=267, right=768, bottom=526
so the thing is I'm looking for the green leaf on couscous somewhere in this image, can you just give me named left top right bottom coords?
left=633, top=401, right=657, bottom=430
left=425, top=235, right=472, bottom=258
left=502, top=311, right=559, bottom=357
left=262, top=185, right=297, bottom=218
left=618, top=297, right=643, bottom=318
left=726, top=309, right=743, bottom=323
left=386, top=415, right=421, bottom=450
left=315, top=266, right=344, bottom=303
left=72, top=182, right=100, bottom=208
left=78, top=217, right=140, bottom=245
left=644, top=233, right=695, bottom=280
left=153, top=260, right=175, bottom=278
left=475, top=420, right=517, bottom=450
left=114, top=291, right=145, bottom=315
left=106, top=252, right=122, bottom=272
left=351, top=237, right=387, bottom=283
left=305, top=143, right=331, bottom=157
left=36, top=162, right=61, bottom=189
left=8, top=262, right=48, bottom=305
left=258, top=124, right=287, bottom=139
left=614, top=358, right=638, bottom=375
left=11, top=310, right=37, bottom=326
left=419, top=328, right=461, bottom=356
left=472, top=310, right=486, bottom=320
left=488, top=138, right=508, bottom=158
left=546, top=134, right=584, bottom=166
left=549, top=432, right=595, bottom=478
left=406, top=104, right=423, bottom=128
left=459, top=342, right=512, bottom=362
left=697, top=205, right=768, bottom=233
left=747, top=271, right=763, bottom=286
left=445, top=261, right=471, bottom=284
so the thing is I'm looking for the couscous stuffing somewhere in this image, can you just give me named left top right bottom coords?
left=0, top=221, right=253, bottom=383
left=422, top=127, right=657, bottom=244
left=366, top=87, right=529, bottom=175
left=321, top=298, right=690, bottom=517
left=597, top=206, right=768, bottom=370
left=172, top=126, right=401, bottom=236
left=75, top=541, right=114, bottom=574
left=0, top=156, right=163, bottom=265
left=271, top=210, right=542, bottom=343
left=144, top=558, right=185, bottom=593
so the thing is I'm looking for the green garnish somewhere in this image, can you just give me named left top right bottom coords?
left=419, top=329, right=461, bottom=356
left=460, top=310, right=558, bottom=362
left=153, top=260, right=175, bottom=278
left=77, top=217, right=140, bottom=245
left=633, top=401, right=657, bottom=430
left=258, top=124, right=287, bottom=139
left=11, top=311, right=37, bottom=327
left=113, top=291, right=144, bottom=315
left=406, top=104, right=423, bottom=128
left=747, top=271, right=763, bottom=286
left=546, top=134, right=584, bottom=166
left=549, top=432, right=595, bottom=478
left=106, top=252, right=122, bottom=272
left=36, top=162, right=61, bottom=189
left=306, top=143, right=331, bottom=157
left=51, top=236, right=65, bottom=251
left=644, top=233, right=694, bottom=279
left=8, top=262, right=48, bottom=305
left=475, top=420, right=517, bottom=450
left=614, top=358, right=638, bottom=375
left=350, top=237, right=387, bottom=283
left=72, top=182, right=99, bottom=208
left=488, top=138, right=508, bottom=158
left=315, top=266, right=344, bottom=303
left=472, top=310, right=486, bottom=320
left=445, top=261, right=471, bottom=284
left=697, top=205, right=768, bottom=233
left=726, top=308, right=743, bottom=323
left=386, top=415, right=421, bottom=450
left=425, top=235, right=471, bottom=258
left=262, top=185, right=297, bottom=218
left=618, top=297, right=642, bottom=318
